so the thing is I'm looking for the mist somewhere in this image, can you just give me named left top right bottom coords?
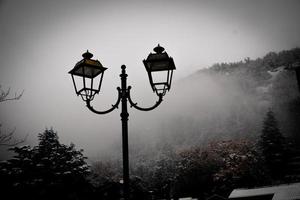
left=98, top=56, right=299, bottom=164
left=0, top=0, right=300, bottom=162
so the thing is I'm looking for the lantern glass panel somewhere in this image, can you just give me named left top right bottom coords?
left=72, top=74, right=84, bottom=94
left=80, top=77, right=96, bottom=101
left=71, top=73, right=104, bottom=101
left=151, top=70, right=169, bottom=85
left=84, top=77, right=92, bottom=90
left=92, top=74, right=102, bottom=91
left=153, top=83, right=167, bottom=94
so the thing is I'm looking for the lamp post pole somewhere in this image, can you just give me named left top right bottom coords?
left=69, top=45, right=175, bottom=200
left=120, top=65, right=130, bottom=199
left=83, top=65, right=164, bottom=200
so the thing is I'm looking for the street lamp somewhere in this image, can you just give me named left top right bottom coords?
left=144, top=44, right=176, bottom=96
left=68, top=44, right=176, bottom=200
left=69, top=50, right=107, bottom=101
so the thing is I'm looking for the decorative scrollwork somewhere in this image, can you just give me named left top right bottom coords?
left=127, top=86, right=163, bottom=111
left=86, top=88, right=122, bottom=114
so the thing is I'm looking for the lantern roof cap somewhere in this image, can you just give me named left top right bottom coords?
left=153, top=44, right=165, bottom=54
left=82, top=50, right=93, bottom=59
left=69, top=51, right=107, bottom=77
left=144, top=44, right=176, bottom=72
left=146, top=44, right=170, bottom=62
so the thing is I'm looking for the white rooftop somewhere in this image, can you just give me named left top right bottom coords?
left=229, top=182, right=300, bottom=200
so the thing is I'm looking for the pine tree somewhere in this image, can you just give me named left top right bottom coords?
left=0, top=129, right=91, bottom=200
left=259, top=110, right=286, bottom=180
left=35, top=129, right=90, bottom=188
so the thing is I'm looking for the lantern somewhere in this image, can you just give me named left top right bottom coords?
left=69, top=51, right=107, bottom=101
left=143, top=44, right=176, bottom=96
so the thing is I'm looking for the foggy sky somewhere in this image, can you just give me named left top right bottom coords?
left=0, top=0, right=300, bottom=160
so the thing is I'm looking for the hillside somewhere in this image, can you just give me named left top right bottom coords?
left=102, top=48, right=300, bottom=166
left=92, top=49, right=300, bottom=199
left=195, top=48, right=300, bottom=141
left=131, top=48, right=300, bottom=152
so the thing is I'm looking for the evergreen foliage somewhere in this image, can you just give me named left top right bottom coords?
left=259, top=110, right=287, bottom=180
left=0, top=129, right=91, bottom=200
left=174, top=140, right=268, bottom=198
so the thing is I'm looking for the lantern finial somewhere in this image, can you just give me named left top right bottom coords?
left=154, top=44, right=165, bottom=54
left=82, top=50, right=93, bottom=59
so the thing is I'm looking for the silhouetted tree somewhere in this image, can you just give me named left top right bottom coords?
left=0, top=128, right=91, bottom=200
left=173, top=139, right=268, bottom=198
left=259, top=110, right=287, bottom=180
left=287, top=98, right=300, bottom=143
left=212, top=140, right=269, bottom=195
left=91, top=160, right=121, bottom=186
left=174, top=146, right=220, bottom=199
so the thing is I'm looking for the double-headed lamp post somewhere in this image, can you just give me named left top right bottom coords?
left=68, top=44, right=176, bottom=200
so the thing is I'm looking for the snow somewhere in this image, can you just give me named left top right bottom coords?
left=267, top=66, right=286, bottom=79
left=0, top=160, right=8, bottom=164
left=229, top=182, right=300, bottom=200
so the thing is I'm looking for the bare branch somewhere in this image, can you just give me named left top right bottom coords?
left=0, top=85, right=25, bottom=146
left=0, top=125, right=28, bottom=146
left=0, top=86, right=24, bottom=102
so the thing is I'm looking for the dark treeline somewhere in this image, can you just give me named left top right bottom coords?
left=1, top=119, right=297, bottom=200
left=1, top=48, right=300, bottom=199
left=0, top=129, right=92, bottom=200
left=0, top=124, right=297, bottom=200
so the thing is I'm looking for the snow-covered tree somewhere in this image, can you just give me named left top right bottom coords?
left=0, top=129, right=91, bottom=200
left=212, top=140, right=269, bottom=194
left=174, top=139, right=268, bottom=198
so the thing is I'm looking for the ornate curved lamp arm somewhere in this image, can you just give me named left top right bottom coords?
left=86, top=88, right=122, bottom=114
left=127, top=86, right=163, bottom=111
